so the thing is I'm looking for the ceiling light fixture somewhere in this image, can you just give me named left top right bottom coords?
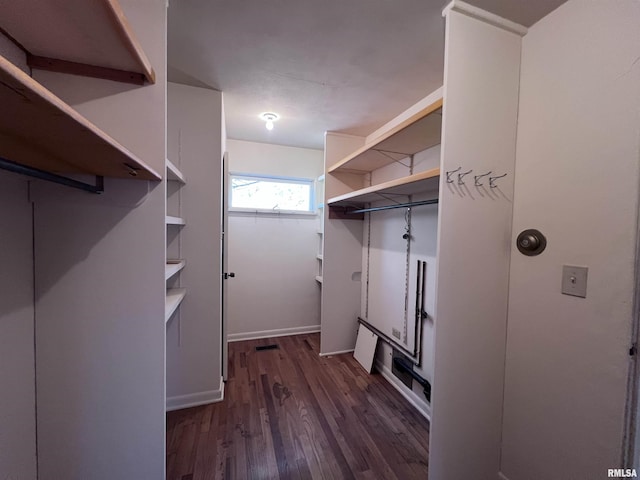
left=260, top=112, right=279, bottom=131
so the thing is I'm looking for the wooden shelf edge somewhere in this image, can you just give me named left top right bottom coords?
left=165, top=259, right=186, bottom=281
left=327, top=97, right=443, bottom=174
left=315, top=276, right=323, bottom=284
left=165, top=288, right=186, bottom=324
left=0, top=55, right=161, bottom=180
left=166, top=159, right=186, bottom=183
left=327, top=168, right=440, bottom=206
left=105, top=0, right=156, bottom=84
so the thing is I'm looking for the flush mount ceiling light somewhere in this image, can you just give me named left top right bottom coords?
left=260, top=112, right=279, bottom=131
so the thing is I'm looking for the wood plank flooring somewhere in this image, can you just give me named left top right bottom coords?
left=166, top=333, right=430, bottom=479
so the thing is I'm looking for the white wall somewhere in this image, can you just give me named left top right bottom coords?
left=322, top=133, right=366, bottom=355
left=429, top=6, right=522, bottom=480
left=29, top=1, right=167, bottom=478
left=0, top=35, right=36, bottom=480
left=0, top=173, right=37, bottom=480
left=166, top=82, right=224, bottom=410
left=501, top=2, right=640, bottom=479
left=226, top=139, right=323, bottom=339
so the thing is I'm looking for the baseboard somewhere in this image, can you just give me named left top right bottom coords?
left=228, top=325, right=320, bottom=342
left=319, top=349, right=355, bottom=357
left=375, top=360, right=431, bottom=421
left=166, top=376, right=225, bottom=412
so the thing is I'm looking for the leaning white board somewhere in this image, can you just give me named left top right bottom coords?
left=353, top=324, right=379, bottom=373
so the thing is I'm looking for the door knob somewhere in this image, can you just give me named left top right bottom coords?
left=223, top=272, right=235, bottom=279
left=516, top=229, right=546, bottom=256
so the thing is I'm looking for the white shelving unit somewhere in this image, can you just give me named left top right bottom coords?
left=316, top=174, right=325, bottom=284
left=0, top=56, right=160, bottom=180
left=328, top=98, right=442, bottom=174
left=165, top=288, right=187, bottom=324
left=166, top=158, right=186, bottom=183
left=0, top=1, right=160, bottom=182
left=165, top=259, right=186, bottom=281
left=166, top=159, right=186, bottom=324
left=327, top=168, right=440, bottom=208
left=1, top=0, right=155, bottom=84
left=327, top=98, right=442, bottom=215
left=321, top=93, right=443, bottom=369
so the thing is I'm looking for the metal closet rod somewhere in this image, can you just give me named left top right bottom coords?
left=347, top=198, right=438, bottom=214
left=0, top=157, right=104, bottom=194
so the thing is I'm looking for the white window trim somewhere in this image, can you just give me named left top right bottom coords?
left=228, top=172, right=317, bottom=216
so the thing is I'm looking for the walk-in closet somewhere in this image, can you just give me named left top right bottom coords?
left=1, top=1, right=639, bottom=479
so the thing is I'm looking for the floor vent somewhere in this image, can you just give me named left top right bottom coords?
left=255, top=344, right=279, bottom=351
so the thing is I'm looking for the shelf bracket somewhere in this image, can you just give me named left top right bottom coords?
left=0, top=157, right=104, bottom=194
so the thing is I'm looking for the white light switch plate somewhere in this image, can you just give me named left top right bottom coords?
left=562, top=265, right=588, bottom=298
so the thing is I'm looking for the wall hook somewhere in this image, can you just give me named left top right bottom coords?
left=457, top=169, right=472, bottom=185
left=489, top=173, right=507, bottom=188
left=445, top=167, right=461, bottom=184
left=474, top=171, right=491, bottom=186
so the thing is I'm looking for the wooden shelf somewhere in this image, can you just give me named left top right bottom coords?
left=165, top=288, right=186, bottom=324
left=166, top=159, right=186, bottom=183
left=0, top=55, right=161, bottom=180
left=1, top=0, right=155, bottom=84
left=315, top=276, right=323, bottom=284
left=317, top=255, right=323, bottom=261
left=327, top=168, right=440, bottom=208
left=328, top=98, right=442, bottom=174
left=165, top=260, right=186, bottom=281
left=166, top=215, right=186, bottom=226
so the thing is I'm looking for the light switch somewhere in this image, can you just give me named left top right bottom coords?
left=562, top=265, right=588, bottom=298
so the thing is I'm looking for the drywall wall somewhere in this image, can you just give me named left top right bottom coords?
left=322, top=133, right=366, bottom=355
left=429, top=6, right=522, bottom=480
left=0, top=35, right=36, bottom=480
left=166, top=82, right=224, bottom=410
left=364, top=145, right=440, bottom=417
left=500, top=1, right=640, bottom=479
left=0, top=173, right=36, bottom=480
left=225, top=139, right=323, bottom=339
left=30, top=1, right=167, bottom=478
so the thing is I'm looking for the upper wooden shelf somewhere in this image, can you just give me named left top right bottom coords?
left=328, top=98, right=443, bottom=174
left=0, top=55, right=160, bottom=180
left=327, top=168, right=440, bottom=207
left=1, top=0, right=155, bottom=84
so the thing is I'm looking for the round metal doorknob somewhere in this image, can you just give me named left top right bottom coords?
left=229, top=272, right=235, bottom=278
left=516, top=229, right=546, bottom=256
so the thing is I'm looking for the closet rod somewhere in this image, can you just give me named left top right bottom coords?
left=0, top=157, right=104, bottom=194
left=347, top=198, right=438, bottom=214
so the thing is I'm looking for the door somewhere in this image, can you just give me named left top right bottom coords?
left=221, top=151, right=232, bottom=381
left=498, top=3, right=638, bottom=477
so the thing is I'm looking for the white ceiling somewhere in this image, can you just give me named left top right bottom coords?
left=168, top=0, right=566, bottom=150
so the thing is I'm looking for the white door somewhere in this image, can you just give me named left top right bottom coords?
left=498, top=2, right=639, bottom=478
left=221, top=152, right=232, bottom=381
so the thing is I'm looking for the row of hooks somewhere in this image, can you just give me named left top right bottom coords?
left=445, top=167, right=507, bottom=188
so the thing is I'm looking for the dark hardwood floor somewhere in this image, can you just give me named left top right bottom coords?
left=166, top=333, right=430, bottom=480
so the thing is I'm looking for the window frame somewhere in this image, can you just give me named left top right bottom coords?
left=228, top=172, right=316, bottom=215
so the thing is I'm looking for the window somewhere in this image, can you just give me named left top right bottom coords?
left=229, top=174, right=314, bottom=213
